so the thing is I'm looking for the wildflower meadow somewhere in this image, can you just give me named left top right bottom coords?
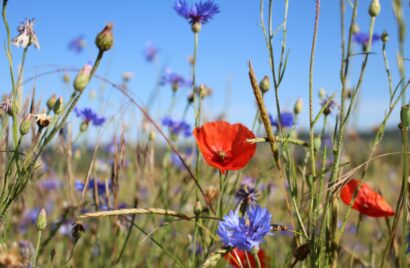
left=0, top=0, right=409, bottom=267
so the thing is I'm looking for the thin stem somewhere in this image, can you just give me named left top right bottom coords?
left=32, top=230, right=42, bottom=266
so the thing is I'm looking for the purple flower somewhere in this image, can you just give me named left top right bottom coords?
left=353, top=32, right=381, bottom=47
left=68, top=35, right=86, bottom=53
left=38, top=177, right=61, bottom=191
left=74, top=178, right=111, bottom=196
left=74, top=107, right=106, bottom=127
left=320, top=96, right=337, bottom=116
left=174, top=0, right=219, bottom=25
left=217, top=205, right=271, bottom=251
left=162, top=117, right=191, bottom=137
left=171, top=148, right=193, bottom=169
left=269, top=112, right=294, bottom=128
left=160, top=69, right=192, bottom=90
left=143, top=42, right=159, bottom=62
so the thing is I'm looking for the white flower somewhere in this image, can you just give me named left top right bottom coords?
left=12, top=18, right=40, bottom=49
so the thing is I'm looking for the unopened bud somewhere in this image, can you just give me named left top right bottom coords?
left=259, top=76, right=270, bottom=93
left=148, top=130, right=156, bottom=142
left=36, top=208, right=47, bottom=231
left=194, top=201, right=202, bottom=216
left=293, top=98, right=303, bottom=115
left=53, top=97, right=63, bottom=114
left=352, top=24, right=360, bottom=34
left=400, top=104, right=410, bottom=128
left=71, top=222, right=86, bottom=243
left=74, top=64, right=92, bottom=92
left=19, top=115, right=32, bottom=135
left=368, top=0, right=381, bottom=17
left=314, top=137, right=322, bottom=151
left=319, top=88, right=326, bottom=99
left=80, top=121, right=89, bottom=132
left=95, top=23, right=114, bottom=52
left=47, top=94, right=56, bottom=110
left=381, top=31, right=389, bottom=43
left=191, top=22, right=201, bottom=33
left=63, top=73, right=70, bottom=84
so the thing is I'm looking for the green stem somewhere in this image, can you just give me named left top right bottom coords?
left=32, top=230, right=42, bottom=266
left=252, top=252, right=261, bottom=268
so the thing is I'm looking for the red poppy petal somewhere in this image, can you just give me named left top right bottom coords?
left=224, top=248, right=266, bottom=268
left=340, top=179, right=395, bottom=217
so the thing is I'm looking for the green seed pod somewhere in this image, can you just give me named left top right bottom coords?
left=46, top=94, right=56, bottom=110
left=369, top=0, right=381, bottom=17
left=259, top=75, right=270, bottom=93
left=73, top=64, right=92, bottom=92
left=293, top=98, right=303, bottom=115
left=191, top=21, right=202, bottom=33
left=95, top=23, right=114, bottom=52
left=400, top=104, right=410, bottom=128
left=53, top=97, right=63, bottom=114
left=19, top=115, right=32, bottom=135
left=36, top=208, right=47, bottom=231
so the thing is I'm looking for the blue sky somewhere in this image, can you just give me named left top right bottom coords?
left=0, top=0, right=409, bottom=141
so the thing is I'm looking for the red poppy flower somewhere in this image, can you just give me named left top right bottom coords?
left=224, top=248, right=266, bottom=268
left=193, top=121, right=256, bottom=174
left=340, top=179, right=395, bottom=217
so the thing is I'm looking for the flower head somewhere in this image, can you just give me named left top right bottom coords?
left=340, top=179, right=395, bottom=217
left=162, top=117, right=191, bottom=137
left=68, top=35, right=86, bottom=53
left=160, top=69, right=191, bottom=91
left=74, top=107, right=106, bottom=127
left=12, top=18, right=40, bottom=49
left=75, top=178, right=111, bottom=196
left=217, top=205, right=271, bottom=251
left=174, top=0, right=219, bottom=25
left=235, top=187, right=259, bottom=207
left=193, top=121, right=256, bottom=174
left=224, top=248, right=266, bottom=268
left=320, top=96, right=337, bottom=116
left=143, top=42, right=159, bottom=62
left=269, top=112, right=294, bottom=128
left=353, top=32, right=381, bottom=47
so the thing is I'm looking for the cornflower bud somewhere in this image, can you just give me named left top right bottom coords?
left=36, top=208, right=47, bottom=231
left=53, top=97, right=63, bottom=114
left=73, top=64, right=92, bottom=92
left=369, top=0, right=381, bottom=17
left=19, top=115, right=32, bottom=135
left=95, top=23, right=114, bottom=51
left=259, top=75, right=270, bottom=93
left=46, top=94, right=56, bottom=110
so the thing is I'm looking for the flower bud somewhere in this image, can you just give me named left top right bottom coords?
left=319, top=88, right=326, bottom=99
left=19, top=115, right=32, bottom=136
left=63, top=73, right=70, bottom=84
left=73, top=64, right=92, bottom=92
left=293, top=98, right=303, bottom=115
left=259, top=75, right=270, bottom=93
left=36, top=208, right=47, bottom=231
left=46, top=94, right=56, bottom=110
left=187, top=93, right=195, bottom=104
left=80, top=121, right=89, bottom=132
left=352, top=24, right=360, bottom=34
left=53, top=97, right=63, bottom=114
left=148, top=130, right=156, bottom=142
left=191, top=21, right=201, bottom=33
left=400, top=104, right=410, bottom=128
left=71, top=222, right=86, bottom=243
left=314, top=137, right=322, bottom=151
left=381, top=31, right=389, bottom=43
left=95, top=23, right=114, bottom=52
left=368, top=0, right=381, bottom=17
left=194, top=201, right=202, bottom=216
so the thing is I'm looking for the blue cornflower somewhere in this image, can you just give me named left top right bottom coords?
left=74, top=107, right=106, bottom=127
left=217, top=205, right=272, bottom=251
left=143, top=42, right=159, bottom=63
left=74, top=178, right=111, bottom=196
left=320, top=96, right=337, bottom=116
left=160, top=70, right=192, bottom=90
left=38, top=177, right=61, bottom=191
left=162, top=117, right=192, bottom=137
left=353, top=32, right=381, bottom=47
left=269, top=112, right=294, bottom=128
left=174, top=0, right=219, bottom=25
left=68, top=35, right=86, bottom=53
